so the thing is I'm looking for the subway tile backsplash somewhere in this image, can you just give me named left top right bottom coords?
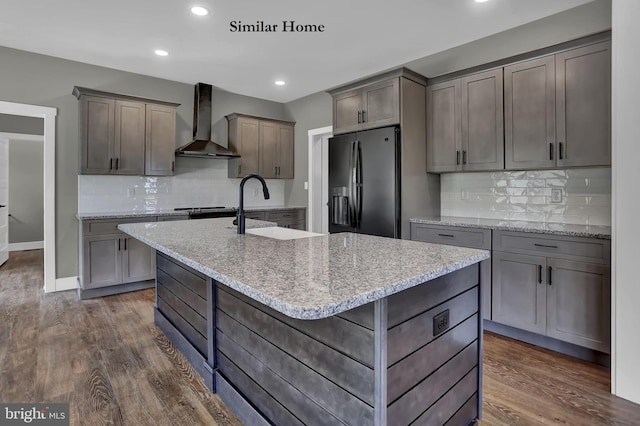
left=441, top=168, right=611, bottom=226
left=78, top=158, right=285, bottom=213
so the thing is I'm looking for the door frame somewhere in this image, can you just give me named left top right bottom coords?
left=0, top=101, right=58, bottom=293
left=307, top=126, right=332, bottom=234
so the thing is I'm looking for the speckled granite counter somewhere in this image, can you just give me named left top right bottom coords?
left=410, top=216, right=611, bottom=240
left=119, top=218, right=488, bottom=320
left=77, top=206, right=306, bottom=221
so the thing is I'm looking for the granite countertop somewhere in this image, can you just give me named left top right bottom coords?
left=409, top=216, right=611, bottom=240
left=118, top=219, right=489, bottom=320
left=77, top=206, right=306, bottom=220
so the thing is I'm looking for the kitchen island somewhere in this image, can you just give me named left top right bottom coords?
left=119, top=218, right=490, bottom=426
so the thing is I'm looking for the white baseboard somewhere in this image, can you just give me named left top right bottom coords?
left=52, top=276, right=78, bottom=292
left=9, top=241, right=44, bottom=251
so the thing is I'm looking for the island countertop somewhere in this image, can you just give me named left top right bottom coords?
left=118, top=218, right=489, bottom=320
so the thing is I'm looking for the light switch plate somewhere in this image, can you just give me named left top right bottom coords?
left=551, top=188, right=562, bottom=203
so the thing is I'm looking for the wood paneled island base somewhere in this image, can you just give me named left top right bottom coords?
left=154, top=252, right=483, bottom=426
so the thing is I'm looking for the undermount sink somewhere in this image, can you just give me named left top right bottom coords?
left=245, top=227, right=325, bottom=240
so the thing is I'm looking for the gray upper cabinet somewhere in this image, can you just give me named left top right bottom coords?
left=114, top=100, right=146, bottom=175
left=74, top=86, right=179, bottom=176
left=427, top=79, right=461, bottom=173
left=80, top=95, right=115, bottom=174
left=461, top=69, right=504, bottom=171
left=427, top=69, right=504, bottom=173
left=556, top=41, right=611, bottom=167
left=331, top=77, right=400, bottom=135
left=505, top=40, right=611, bottom=170
left=228, top=113, right=295, bottom=179
left=504, top=56, right=556, bottom=170
left=145, top=104, right=176, bottom=176
left=228, top=114, right=260, bottom=178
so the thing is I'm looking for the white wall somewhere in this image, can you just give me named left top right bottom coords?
left=612, top=0, right=640, bottom=405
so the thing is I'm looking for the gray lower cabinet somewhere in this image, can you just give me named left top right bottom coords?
left=245, top=208, right=306, bottom=230
left=491, top=252, right=547, bottom=334
left=79, top=217, right=157, bottom=299
left=410, top=223, right=491, bottom=320
left=491, top=230, right=611, bottom=353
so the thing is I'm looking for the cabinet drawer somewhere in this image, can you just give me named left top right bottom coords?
left=410, top=223, right=491, bottom=250
left=83, top=217, right=157, bottom=235
left=493, top=230, right=610, bottom=263
left=157, top=214, right=189, bottom=222
left=265, top=209, right=305, bottom=228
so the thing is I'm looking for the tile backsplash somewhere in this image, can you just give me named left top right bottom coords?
left=441, top=168, right=611, bottom=226
left=78, top=158, right=285, bottom=213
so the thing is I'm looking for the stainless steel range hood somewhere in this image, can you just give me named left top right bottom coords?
left=175, top=83, right=240, bottom=158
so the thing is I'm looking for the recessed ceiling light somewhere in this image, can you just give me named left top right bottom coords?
left=275, top=80, right=286, bottom=86
left=191, top=6, right=209, bottom=16
left=154, top=49, right=169, bottom=57
left=475, top=0, right=490, bottom=3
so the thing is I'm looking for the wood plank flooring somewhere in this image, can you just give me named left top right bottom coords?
left=2, top=250, right=640, bottom=425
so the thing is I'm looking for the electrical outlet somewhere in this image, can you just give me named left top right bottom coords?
left=253, top=188, right=259, bottom=197
left=461, top=190, right=469, bottom=200
left=433, top=309, right=450, bottom=337
left=551, top=188, right=562, bottom=203
left=127, top=188, right=135, bottom=198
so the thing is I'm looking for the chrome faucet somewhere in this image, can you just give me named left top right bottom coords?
left=236, top=174, right=270, bottom=234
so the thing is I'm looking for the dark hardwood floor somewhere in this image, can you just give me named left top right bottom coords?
left=1, top=250, right=639, bottom=425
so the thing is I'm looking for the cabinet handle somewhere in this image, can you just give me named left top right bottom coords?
left=238, top=164, right=241, bottom=175
left=118, top=239, right=121, bottom=251
left=456, top=150, right=460, bottom=165
left=462, top=150, right=467, bottom=165
left=559, top=142, right=564, bottom=160
left=358, top=111, right=362, bottom=124
left=171, top=161, right=175, bottom=172
left=274, top=166, right=278, bottom=175
left=548, top=266, right=552, bottom=285
left=362, top=110, right=366, bottom=123
left=124, top=238, right=127, bottom=251
left=538, top=265, right=542, bottom=284
left=115, top=158, right=119, bottom=170
left=438, top=233, right=455, bottom=238
left=534, top=243, right=558, bottom=249
left=110, top=158, right=113, bottom=170
left=549, top=143, right=554, bottom=161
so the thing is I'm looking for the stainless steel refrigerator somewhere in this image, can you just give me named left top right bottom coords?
left=329, top=126, right=400, bottom=238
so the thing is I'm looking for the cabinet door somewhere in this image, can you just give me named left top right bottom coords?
left=556, top=41, right=611, bottom=167
left=231, top=117, right=260, bottom=177
left=492, top=252, right=547, bottom=334
left=81, top=96, right=115, bottom=174
left=122, top=236, right=156, bottom=284
left=504, top=56, right=556, bottom=170
left=333, top=89, right=362, bottom=134
left=277, top=123, right=294, bottom=179
left=82, top=234, right=122, bottom=289
left=145, top=104, right=176, bottom=176
left=546, top=258, right=610, bottom=353
left=114, top=100, right=145, bottom=175
left=361, top=78, right=400, bottom=130
left=259, top=121, right=278, bottom=179
left=427, top=80, right=462, bottom=173
left=461, top=69, right=504, bottom=171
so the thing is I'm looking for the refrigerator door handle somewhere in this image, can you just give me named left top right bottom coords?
left=348, top=140, right=356, bottom=227
left=355, top=140, right=363, bottom=227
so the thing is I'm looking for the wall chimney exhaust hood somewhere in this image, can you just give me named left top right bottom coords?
left=175, top=83, right=240, bottom=158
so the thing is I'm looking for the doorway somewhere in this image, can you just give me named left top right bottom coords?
left=307, top=126, right=332, bottom=234
left=0, top=101, right=57, bottom=292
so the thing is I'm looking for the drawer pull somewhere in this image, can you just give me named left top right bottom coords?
left=548, top=266, right=553, bottom=286
left=438, top=233, right=455, bottom=238
left=118, top=239, right=121, bottom=251
left=534, top=243, right=558, bottom=249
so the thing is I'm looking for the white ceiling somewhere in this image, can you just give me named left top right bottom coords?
left=0, top=0, right=596, bottom=103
